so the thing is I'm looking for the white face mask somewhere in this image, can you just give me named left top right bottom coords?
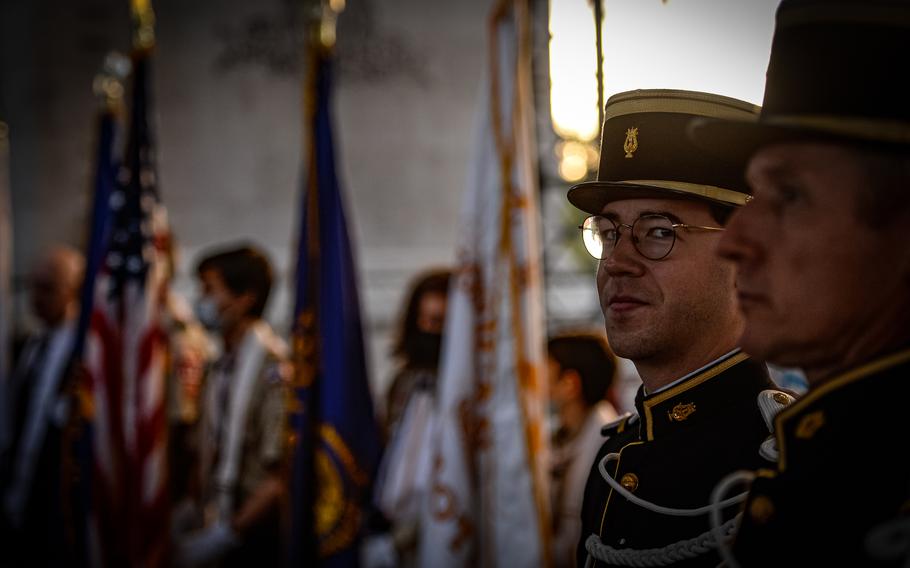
left=194, top=296, right=222, bottom=331
left=547, top=400, right=561, bottom=437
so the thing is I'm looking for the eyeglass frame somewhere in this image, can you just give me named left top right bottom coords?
left=578, top=213, right=725, bottom=261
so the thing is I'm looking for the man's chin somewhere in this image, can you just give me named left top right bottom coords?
left=738, top=326, right=795, bottom=367
left=604, top=329, right=652, bottom=361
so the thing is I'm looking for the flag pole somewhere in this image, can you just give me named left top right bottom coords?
left=130, top=0, right=156, bottom=52
left=289, top=1, right=345, bottom=563
left=61, top=50, right=130, bottom=566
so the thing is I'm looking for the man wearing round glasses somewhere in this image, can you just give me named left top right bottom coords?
left=568, top=90, right=791, bottom=567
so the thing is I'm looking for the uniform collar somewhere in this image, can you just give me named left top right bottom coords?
left=646, top=348, right=743, bottom=396
left=774, top=346, right=910, bottom=472
left=633, top=349, right=762, bottom=441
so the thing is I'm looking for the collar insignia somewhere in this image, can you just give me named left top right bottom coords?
left=668, top=402, right=696, bottom=422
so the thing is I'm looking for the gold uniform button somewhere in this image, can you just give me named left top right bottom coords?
left=773, top=392, right=791, bottom=405
left=795, top=410, right=825, bottom=440
left=749, top=496, right=775, bottom=525
left=620, top=473, right=639, bottom=492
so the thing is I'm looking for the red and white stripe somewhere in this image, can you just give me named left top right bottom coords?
left=84, top=216, right=170, bottom=567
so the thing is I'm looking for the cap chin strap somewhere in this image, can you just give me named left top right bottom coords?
left=583, top=453, right=755, bottom=567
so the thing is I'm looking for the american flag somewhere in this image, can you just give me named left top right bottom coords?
left=82, top=51, right=170, bottom=568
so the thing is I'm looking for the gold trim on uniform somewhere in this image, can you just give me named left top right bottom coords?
left=775, top=347, right=910, bottom=471
left=754, top=468, right=778, bottom=480
left=643, top=352, right=749, bottom=441
left=794, top=410, right=825, bottom=440
left=616, top=416, right=630, bottom=434
left=599, top=440, right=644, bottom=535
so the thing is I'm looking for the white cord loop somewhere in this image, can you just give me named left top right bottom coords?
left=582, top=455, right=753, bottom=566
left=597, top=453, right=748, bottom=516
left=584, top=517, right=739, bottom=567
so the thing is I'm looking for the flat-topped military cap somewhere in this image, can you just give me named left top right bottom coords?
left=689, top=0, right=910, bottom=167
left=567, top=89, right=760, bottom=215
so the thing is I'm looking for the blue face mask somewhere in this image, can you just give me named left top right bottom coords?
left=194, top=296, right=221, bottom=331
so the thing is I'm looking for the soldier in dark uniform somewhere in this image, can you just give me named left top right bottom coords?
left=568, top=89, right=793, bottom=567
left=690, top=1, right=910, bottom=565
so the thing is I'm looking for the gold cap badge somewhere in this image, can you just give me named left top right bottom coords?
left=624, top=127, right=639, bottom=158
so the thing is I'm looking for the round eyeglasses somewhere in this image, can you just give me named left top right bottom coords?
left=579, top=214, right=725, bottom=260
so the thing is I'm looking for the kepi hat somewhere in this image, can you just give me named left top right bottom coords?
left=689, top=0, right=910, bottom=166
left=567, top=89, right=760, bottom=215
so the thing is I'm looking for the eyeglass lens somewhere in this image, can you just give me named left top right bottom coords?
left=581, top=215, right=677, bottom=260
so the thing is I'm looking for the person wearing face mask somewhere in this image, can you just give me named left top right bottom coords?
left=153, top=233, right=214, bottom=510
left=173, top=244, right=289, bottom=568
left=383, top=268, right=451, bottom=434
left=546, top=332, right=619, bottom=568
left=362, top=268, right=451, bottom=568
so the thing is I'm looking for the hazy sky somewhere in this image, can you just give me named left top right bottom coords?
left=550, top=0, right=779, bottom=140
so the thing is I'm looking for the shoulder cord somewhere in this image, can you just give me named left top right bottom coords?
left=584, top=454, right=755, bottom=566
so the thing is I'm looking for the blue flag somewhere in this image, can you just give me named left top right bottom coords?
left=288, top=46, right=382, bottom=567
left=73, top=108, right=118, bottom=362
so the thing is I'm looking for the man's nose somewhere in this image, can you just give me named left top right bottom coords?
left=602, top=229, right=643, bottom=276
left=716, top=207, right=759, bottom=265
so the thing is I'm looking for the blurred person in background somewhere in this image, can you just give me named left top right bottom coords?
left=0, top=245, right=84, bottom=566
left=363, top=268, right=452, bottom=568
left=383, top=268, right=451, bottom=433
left=546, top=331, right=619, bottom=568
left=158, top=234, right=214, bottom=507
left=173, top=244, right=289, bottom=568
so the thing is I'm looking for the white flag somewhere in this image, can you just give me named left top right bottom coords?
left=418, top=1, right=550, bottom=566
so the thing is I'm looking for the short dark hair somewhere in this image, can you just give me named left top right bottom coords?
left=392, top=268, right=452, bottom=364
left=196, top=244, right=273, bottom=318
left=548, top=332, right=616, bottom=407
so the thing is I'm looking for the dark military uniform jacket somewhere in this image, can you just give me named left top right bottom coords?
left=733, top=348, right=910, bottom=567
left=577, top=350, right=778, bottom=567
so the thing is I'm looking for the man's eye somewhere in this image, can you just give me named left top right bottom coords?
left=601, top=228, right=618, bottom=242
left=771, top=180, right=807, bottom=205
left=645, top=227, right=674, bottom=240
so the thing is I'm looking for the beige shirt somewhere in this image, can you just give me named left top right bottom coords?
left=199, top=323, right=288, bottom=521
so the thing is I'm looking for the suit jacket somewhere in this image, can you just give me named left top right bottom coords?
left=733, top=347, right=910, bottom=567
left=578, top=350, right=779, bottom=567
